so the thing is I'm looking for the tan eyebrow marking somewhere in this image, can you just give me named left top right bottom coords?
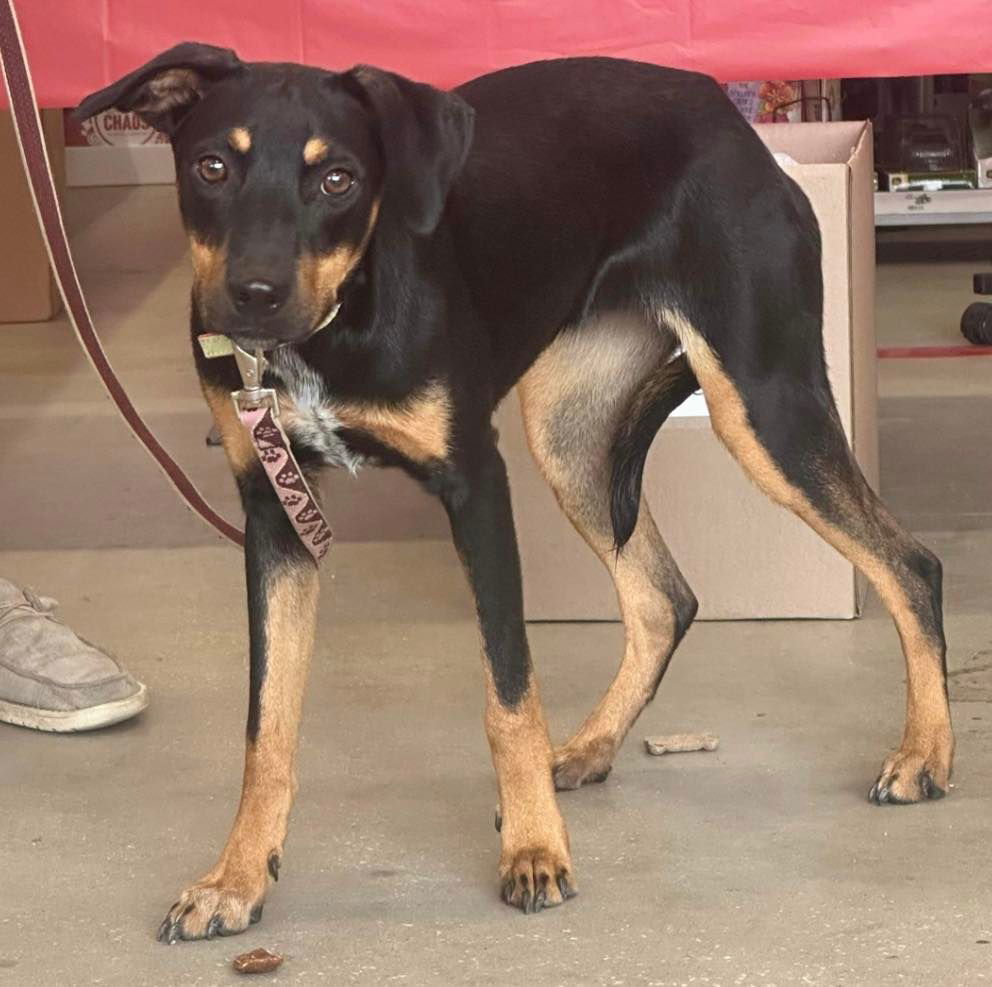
left=228, top=127, right=252, bottom=153
left=303, top=137, right=330, bottom=166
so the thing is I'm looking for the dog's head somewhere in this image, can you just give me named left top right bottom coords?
left=75, top=43, right=474, bottom=347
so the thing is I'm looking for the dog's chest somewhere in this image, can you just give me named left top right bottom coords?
left=268, top=349, right=365, bottom=473
left=268, top=348, right=453, bottom=468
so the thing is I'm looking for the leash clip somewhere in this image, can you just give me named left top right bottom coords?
left=232, top=345, right=280, bottom=417
left=196, top=334, right=279, bottom=416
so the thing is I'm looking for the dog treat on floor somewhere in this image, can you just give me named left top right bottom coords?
left=644, top=733, right=719, bottom=755
left=232, top=948, right=284, bottom=974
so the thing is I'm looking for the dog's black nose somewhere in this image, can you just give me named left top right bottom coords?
left=232, top=279, right=285, bottom=316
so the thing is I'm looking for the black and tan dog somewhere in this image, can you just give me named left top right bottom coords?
left=76, top=43, right=953, bottom=940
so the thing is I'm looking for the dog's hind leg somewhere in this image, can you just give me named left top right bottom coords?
left=158, top=386, right=320, bottom=942
left=665, top=306, right=953, bottom=805
left=517, top=314, right=698, bottom=791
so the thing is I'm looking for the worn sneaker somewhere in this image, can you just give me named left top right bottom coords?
left=0, top=579, right=148, bottom=732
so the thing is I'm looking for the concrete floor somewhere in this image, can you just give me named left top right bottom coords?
left=1, top=187, right=991, bottom=985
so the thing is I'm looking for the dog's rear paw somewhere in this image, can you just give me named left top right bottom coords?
left=869, top=743, right=952, bottom=805
left=157, top=879, right=265, bottom=944
left=499, top=847, right=576, bottom=913
left=552, top=738, right=615, bottom=791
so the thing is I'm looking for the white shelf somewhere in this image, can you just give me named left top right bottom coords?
left=875, top=188, right=992, bottom=226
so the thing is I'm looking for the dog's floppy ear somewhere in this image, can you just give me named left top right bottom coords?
left=341, top=66, right=474, bottom=235
left=73, top=42, right=244, bottom=137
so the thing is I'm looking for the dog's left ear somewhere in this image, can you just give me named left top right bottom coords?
left=340, top=66, right=474, bottom=235
left=73, top=41, right=244, bottom=137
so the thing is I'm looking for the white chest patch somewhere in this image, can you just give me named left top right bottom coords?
left=268, top=348, right=364, bottom=474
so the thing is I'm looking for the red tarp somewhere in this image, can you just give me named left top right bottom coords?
left=9, top=0, right=992, bottom=108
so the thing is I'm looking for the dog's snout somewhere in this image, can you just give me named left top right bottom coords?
left=231, top=279, right=286, bottom=316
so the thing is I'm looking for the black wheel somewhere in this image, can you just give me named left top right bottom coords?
left=961, top=302, right=992, bottom=345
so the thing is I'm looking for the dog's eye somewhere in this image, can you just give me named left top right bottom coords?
left=196, top=156, right=228, bottom=184
left=321, top=169, right=354, bottom=196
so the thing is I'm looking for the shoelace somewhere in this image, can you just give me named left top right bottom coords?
left=0, top=588, right=59, bottom=630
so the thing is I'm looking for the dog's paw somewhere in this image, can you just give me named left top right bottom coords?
left=156, top=876, right=266, bottom=944
left=499, top=847, right=576, bottom=913
left=869, top=742, right=952, bottom=805
left=552, top=737, right=615, bottom=791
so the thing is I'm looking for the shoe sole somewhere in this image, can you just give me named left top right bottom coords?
left=0, top=682, right=148, bottom=732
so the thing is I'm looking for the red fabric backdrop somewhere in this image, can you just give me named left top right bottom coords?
left=9, top=0, right=992, bottom=107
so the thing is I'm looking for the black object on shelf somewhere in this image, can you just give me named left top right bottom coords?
left=877, top=114, right=977, bottom=191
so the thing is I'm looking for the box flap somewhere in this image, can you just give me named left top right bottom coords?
left=754, top=121, right=870, bottom=166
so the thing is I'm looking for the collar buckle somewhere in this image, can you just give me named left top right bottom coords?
left=231, top=345, right=279, bottom=416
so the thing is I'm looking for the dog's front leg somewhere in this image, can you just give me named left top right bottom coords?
left=159, top=414, right=318, bottom=942
left=441, top=442, right=577, bottom=912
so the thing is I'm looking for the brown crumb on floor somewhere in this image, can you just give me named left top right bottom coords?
left=233, top=947, right=284, bottom=974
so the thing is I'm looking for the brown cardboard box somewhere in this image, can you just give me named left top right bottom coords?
left=0, top=109, right=64, bottom=323
left=497, top=121, right=877, bottom=621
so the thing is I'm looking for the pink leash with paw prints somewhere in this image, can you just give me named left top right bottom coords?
left=221, top=343, right=333, bottom=562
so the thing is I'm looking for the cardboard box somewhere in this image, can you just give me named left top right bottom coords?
left=497, top=121, right=877, bottom=621
left=0, top=109, right=64, bottom=323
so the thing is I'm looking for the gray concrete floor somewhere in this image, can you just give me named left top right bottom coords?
left=0, top=188, right=991, bottom=986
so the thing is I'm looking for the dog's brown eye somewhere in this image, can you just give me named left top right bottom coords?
left=321, top=169, right=354, bottom=196
left=197, top=156, right=228, bottom=184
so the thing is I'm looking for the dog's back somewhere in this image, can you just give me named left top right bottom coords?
left=448, top=58, right=812, bottom=390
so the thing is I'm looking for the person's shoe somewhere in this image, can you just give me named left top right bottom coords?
left=0, top=579, right=148, bottom=732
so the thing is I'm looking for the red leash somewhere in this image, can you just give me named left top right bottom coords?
left=0, top=0, right=244, bottom=548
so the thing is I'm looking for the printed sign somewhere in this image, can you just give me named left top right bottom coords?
left=64, top=109, right=169, bottom=147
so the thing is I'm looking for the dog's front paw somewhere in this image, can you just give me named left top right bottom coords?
left=500, top=846, right=576, bottom=913
left=869, top=737, right=953, bottom=805
left=157, top=870, right=268, bottom=943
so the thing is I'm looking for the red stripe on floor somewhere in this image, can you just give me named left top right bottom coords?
left=878, top=345, right=992, bottom=358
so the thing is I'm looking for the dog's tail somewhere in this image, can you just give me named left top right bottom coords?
left=609, top=353, right=699, bottom=551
